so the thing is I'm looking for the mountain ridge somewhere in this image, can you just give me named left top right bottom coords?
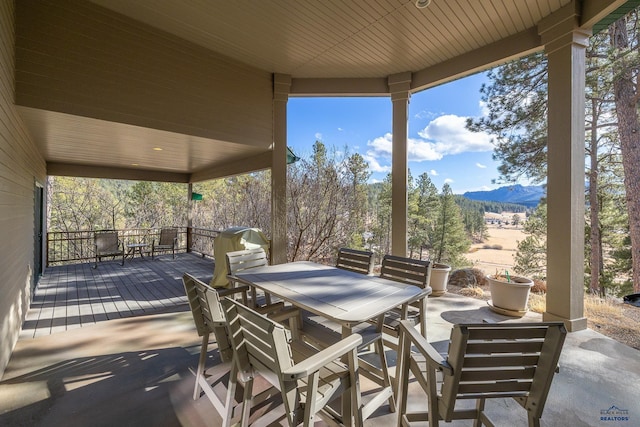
left=463, top=184, right=544, bottom=208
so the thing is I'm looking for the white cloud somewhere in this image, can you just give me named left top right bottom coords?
left=363, top=153, right=391, bottom=173
left=476, top=163, right=487, bottom=169
left=337, top=127, right=343, bottom=131
left=417, top=115, right=493, bottom=155
left=366, top=133, right=443, bottom=163
left=364, top=115, right=493, bottom=170
left=414, top=110, right=438, bottom=120
left=367, top=133, right=393, bottom=155
left=479, top=100, right=490, bottom=117
left=429, top=169, right=438, bottom=176
left=315, top=132, right=323, bottom=140
left=444, top=178, right=454, bottom=184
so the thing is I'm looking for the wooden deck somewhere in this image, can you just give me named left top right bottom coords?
left=21, top=253, right=216, bottom=338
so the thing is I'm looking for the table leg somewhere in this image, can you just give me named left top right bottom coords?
left=341, top=324, right=354, bottom=426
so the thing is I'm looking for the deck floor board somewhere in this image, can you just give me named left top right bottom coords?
left=20, top=253, right=216, bottom=338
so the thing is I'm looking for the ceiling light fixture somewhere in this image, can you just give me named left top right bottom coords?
left=415, top=0, right=431, bottom=8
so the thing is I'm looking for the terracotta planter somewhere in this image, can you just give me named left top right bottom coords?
left=487, top=275, right=533, bottom=313
left=429, top=263, right=451, bottom=297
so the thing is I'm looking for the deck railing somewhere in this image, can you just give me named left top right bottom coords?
left=46, top=227, right=221, bottom=266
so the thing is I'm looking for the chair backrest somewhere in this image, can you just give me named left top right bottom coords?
left=159, top=228, right=178, bottom=245
left=95, top=231, right=120, bottom=254
left=222, top=297, right=363, bottom=426
left=222, top=297, right=298, bottom=419
left=380, top=254, right=431, bottom=288
left=225, top=248, right=269, bottom=276
left=223, top=297, right=293, bottom=375
left=336, top=247, right=374, bottom=275
left=440, top=322, right=566, bottom=420
left=182, top=273, right=232, bottom=360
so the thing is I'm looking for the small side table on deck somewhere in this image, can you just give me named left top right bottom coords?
left=126, top=243, right=148, bottom=260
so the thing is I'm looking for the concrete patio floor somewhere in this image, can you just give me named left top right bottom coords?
left=1, top=255, right=639, bottom=426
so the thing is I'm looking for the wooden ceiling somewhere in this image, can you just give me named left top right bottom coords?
left=90, top=0, right=571, bottom=79
left=14, top=0, right=630, bottom=182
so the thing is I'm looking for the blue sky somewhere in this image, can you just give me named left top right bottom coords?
left=287, top=72, right=505, bottom=194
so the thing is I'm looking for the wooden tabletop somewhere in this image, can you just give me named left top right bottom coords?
left=232, top=261, right=430, bottom=327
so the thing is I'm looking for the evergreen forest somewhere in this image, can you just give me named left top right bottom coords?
left=48, top=140, right=525, bottom=269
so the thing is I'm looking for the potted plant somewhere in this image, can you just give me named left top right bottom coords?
left=429, top=262, right=452, bottom=296
left=487, top=270, right=533, bottom=316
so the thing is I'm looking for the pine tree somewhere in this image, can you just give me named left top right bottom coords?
left=513, top=201, right=547, bottom=279
left=467, top=11, right=640, bottom=293
left=408, top=172, right=439, bottom=258
left=430, top=183, right=470, bottom=267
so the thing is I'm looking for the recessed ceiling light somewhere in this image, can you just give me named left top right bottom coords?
left=153, top=147, right=163, bottom=151
left=415, top=0, right=431, bottom=8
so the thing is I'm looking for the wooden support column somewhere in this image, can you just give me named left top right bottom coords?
left=271, top=74, right=290, bottom=265
left=389, top=72, right=412, bottom=256
left=539, top=3, right=589, bottom=331
left=187, top=183, right=193, bottom=253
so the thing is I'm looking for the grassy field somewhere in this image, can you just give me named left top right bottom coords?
left=460, top=216, right=640, bottom=350
left=466, top=222, right=525, bottom=276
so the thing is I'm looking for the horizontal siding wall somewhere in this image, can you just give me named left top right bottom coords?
left=15, top=0, right=273, bottom=148
left=0, top=0, right=47, bottom=378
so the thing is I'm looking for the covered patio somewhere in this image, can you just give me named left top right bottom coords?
left=2, top=0, right=640, bottom=412
left=1, top=254, right=638, bottom=426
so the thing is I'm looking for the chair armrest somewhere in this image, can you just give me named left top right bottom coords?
left=217, top=285, right=250, bottom=297
left=282, top=334, right=363, bottom=380
left=226, top=274, right=241, bottom=283
left=265, top=306, right=300, bottom=323
left=399, top=320, right=452, bottom=375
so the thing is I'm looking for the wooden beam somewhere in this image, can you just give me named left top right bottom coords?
left=47, top=162, right=189, bottom=182
left=189, top=152, right=272, bottom=182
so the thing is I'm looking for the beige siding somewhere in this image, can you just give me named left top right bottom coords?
left=15, top=0, right=273, bottom=148
left=0, top=0, right=46, bottom=377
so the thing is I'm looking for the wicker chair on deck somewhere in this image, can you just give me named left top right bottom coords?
left=93, top=230, right=124, bottom=268
left=151, top=228, right=178, bottom=259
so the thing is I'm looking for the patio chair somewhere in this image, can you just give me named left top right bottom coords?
left=151, top=228, right=178, bottom=259
left=378, top=255, right=432, bottom=344
left=226, top=248, right=273, bottom=307
left=93, top=230, right=124, bottom=268
left=396, top=320, right=567, bottom=427
left=335, top=247, right=374, bottom=275
left=221, top=297, right=364, bottom=427
left=182, top=272, right=249, bottom=422
left=182, top=273, right=299, bottom=426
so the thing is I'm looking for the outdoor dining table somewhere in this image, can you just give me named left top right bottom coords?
left=231, top=261, right=429, bottom=336
left=230, top=260, right=431, bottom=422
